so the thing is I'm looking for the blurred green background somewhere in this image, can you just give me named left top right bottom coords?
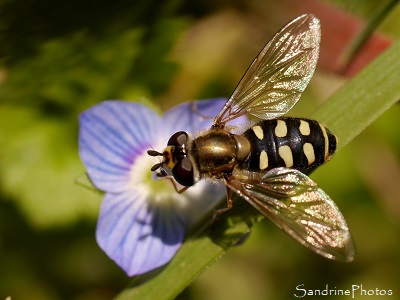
left=0, top=0, right=399, bottom=299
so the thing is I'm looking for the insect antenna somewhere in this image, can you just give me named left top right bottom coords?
left=147, top=149, right=163, bottom=156
left=147, top=147, right=165, bottom=172
left=151, top=162, right=164, bottom=172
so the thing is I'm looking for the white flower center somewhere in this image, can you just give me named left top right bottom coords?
left=128, top=150, right=188, bottom=207
left=127, top=149, right=224, bottom=226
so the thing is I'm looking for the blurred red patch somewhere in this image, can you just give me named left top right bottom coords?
left=277, top=0, right=392, bottom=77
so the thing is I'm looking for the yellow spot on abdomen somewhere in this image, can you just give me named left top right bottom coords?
left=278, top=145, right=293, bottom=167
left=303, top=143, right=315, bottom=165
left=275, top=120, right=288, bottom=137
left=299, top=120, right=311, bottom=135
left=259, top=150, right=268, bottom=170
left=252, top=125, right=264, bottom=140
left=318, top=123, right=329, bottom=159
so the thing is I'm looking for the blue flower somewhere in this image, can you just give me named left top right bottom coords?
left=78, top=98, right=231, bottom=276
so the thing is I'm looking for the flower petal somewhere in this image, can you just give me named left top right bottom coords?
left=79, top=101, right=161, bottom=193
left=162, top=98, right=227, bottom=136
left=176, top=180, right=226, bottom=226
left=162, top=98, right=249, bottom=137
left=96, top=190, right=186, bottom=276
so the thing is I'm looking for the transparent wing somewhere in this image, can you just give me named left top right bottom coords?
left=214, top=14, right=320, bottom=126
left=225, top=168, right=355, bottom=262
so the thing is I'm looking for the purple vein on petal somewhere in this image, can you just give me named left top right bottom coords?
left=83, top=124, right=134, bottom=161
left=106, top=103, right=155, bottom=151
left=142, top=216, right=162, bottom=272
left=106, top=101, right=161, bottom=152
left=79, top=141, right=131, bottom=189
left=134, top=203, right=185, bottom=274
left=97, top=191, right=151, bottom=273
left=106, top=104, right=142, bottom=146
left=100, top=196, right=134, bottom=242
left=123, top=107, right=160, bottom=145
left=81, top=111, right=141, bottom=160
left=124, top=199, right=154, bottom=274
left=131, top=204, right=155, bottom=273
left=80, top=126, right=137, bottom=169
left=118, top=200, right=148, bottom=254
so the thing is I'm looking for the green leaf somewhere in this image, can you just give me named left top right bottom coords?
left=0, top=106, right=101, bottom=227
left=311, top=40, right=400, bottom=149
left=114, top=39, right=400, bottom=299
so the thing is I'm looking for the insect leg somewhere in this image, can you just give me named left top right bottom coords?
left=189, top=101, right=214, bottom=120
left=167, top=177, right=189, bottom=194
left=213, top=185, right=234, bottom=220
left=156, top=172, right=189, bottom=194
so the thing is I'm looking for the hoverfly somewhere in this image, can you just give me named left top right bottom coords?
left=148, top=14, right=355, bottom=262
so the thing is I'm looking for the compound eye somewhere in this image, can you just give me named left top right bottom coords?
left=167, top=131, right=188, bottom=147
left=172, top=157, right=195, bottom=187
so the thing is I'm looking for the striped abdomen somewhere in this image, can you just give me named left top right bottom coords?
left=241, top=117, right=337, bottom=172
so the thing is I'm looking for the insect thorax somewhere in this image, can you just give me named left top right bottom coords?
left=191, top=131, right=237, bottom=177
left=190, top=130, right=251, bottom=178
left=241, top=117, right=337, bottom=172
